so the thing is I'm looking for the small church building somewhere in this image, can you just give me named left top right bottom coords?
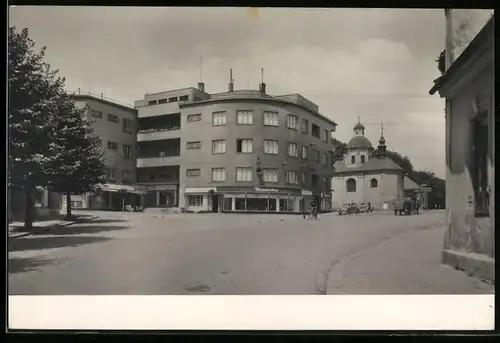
left=331, top=120, right=418, bottom=210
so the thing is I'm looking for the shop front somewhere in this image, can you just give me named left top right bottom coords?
left=141, top=183, right=179, bottom=208
left=184, top=186, right=315, bottom=214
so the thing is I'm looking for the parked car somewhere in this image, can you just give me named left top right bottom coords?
left=338, top=203, right=359, bottom=215
left=359, top=203, right=373, bottom=213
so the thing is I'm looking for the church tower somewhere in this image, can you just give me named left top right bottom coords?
left=376, top=122, right=387, bottom=158
left=346, top=117, right=373, bottom=166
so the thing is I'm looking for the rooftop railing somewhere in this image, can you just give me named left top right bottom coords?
left=67, top=89, right=135, bottom=109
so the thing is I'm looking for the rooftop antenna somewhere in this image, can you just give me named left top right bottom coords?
left=200, top=55, right=203, bottom=82
left=357, top=116, right=361, bottom=124
left=259, top=67, right=267, bottom=94
left=381, top=121, right=384, bottom=136
left=261, top=68, right=264, bottom=83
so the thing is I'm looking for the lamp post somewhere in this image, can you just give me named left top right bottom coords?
left=118, top=188, right=127, bottom=212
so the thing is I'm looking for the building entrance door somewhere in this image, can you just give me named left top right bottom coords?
left=212, top=194, right=219, bottom=213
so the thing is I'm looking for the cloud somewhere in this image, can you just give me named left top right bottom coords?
left=9, top=6, right=447, bottom=177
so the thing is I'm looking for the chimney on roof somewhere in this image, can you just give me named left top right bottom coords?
left=197, top=82, right=205, bottom=92
left=228, top=69, right=234, bottom=92
left=259, top=68, right=266, bottom=94
left=198, top=55, right=205, bottom=92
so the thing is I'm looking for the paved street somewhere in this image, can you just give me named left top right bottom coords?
left=8, top=210, right=493, bottom=295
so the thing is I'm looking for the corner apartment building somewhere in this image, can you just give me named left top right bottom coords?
left=62, top=91, right=142, bottom=210
left=429, top=10, right=494, bottom=283
left=135, top=76, right=337, bottom=213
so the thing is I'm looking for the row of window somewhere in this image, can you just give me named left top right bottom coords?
left=107, top=167, right=133, bottom=184
left=103, top=140, right=133, bottom=159
left=186, top=167, right=300, bottom=184
left=351, top=155, right=367, bottom=164
left=187, top=110, right=332, bottom=142
left=147, top=95, right=189, bottom=106
left=186, top=139, right=330, bottom=165
left=91, top=110, right=134, bottom=134
left=345, top=178, right=378, bottom=192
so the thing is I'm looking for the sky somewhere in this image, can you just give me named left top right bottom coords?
left=9, top=6, right=447, bottom=178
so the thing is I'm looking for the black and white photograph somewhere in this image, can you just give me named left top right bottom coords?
left=8, top=6, right=494, bottom=330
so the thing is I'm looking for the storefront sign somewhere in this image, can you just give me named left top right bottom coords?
left=100, top=184, right=135, bottom=192
left=254, top=187, right=279, bottom=193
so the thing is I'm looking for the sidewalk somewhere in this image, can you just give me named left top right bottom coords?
left=8, top=214, right=98, bottom=239
left=326, top=224, right=494, bottom=294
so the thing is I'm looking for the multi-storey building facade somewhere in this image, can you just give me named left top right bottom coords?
left=62, top=91, right=142, bottom=210
left=429, top=10, right=494, bottom=283
left=135, top=79, right=337, bottom=213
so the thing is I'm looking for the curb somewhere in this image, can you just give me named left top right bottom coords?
left=8, top=215, right=99, bottom=239
left=322, top=223, right=445, bottom=295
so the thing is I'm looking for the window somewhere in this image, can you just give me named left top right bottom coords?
left=91, top=110, right=102, bottom=118
left=314, top=149, right=320, bottom=163
left=302, top=119, right=309, bottom=134
left=323, top=152, right=328, bottom=165
left=212, top=139, right=226, bottom=154
left=212, top=111, right=227, bottom=126
left=286, top=171, right=298, bottom=184
left=148, top=100, right=157, bottom=106
left=287, top=114, right=298, bottom=129
left=107, top=141, right=118, bottom=150
left=122, top=169, right=132, bottom=183
left=361, top=155, right=366, bottom=163
left=311, top=123, right=320, bottom=138
left=370, top=178, right=378, bottom=188
left=179, top=95, right=189, bottom=101
left=211, top=168, right=226, bottom=182
left=188, top=195, right=203, bottom=207
left=158, top=98, right=167, bottom=104
left=263, top=111, right=279, bottom=126
left=107, top=167, right=116, bottom=180
left=323, top=129, right=329, bottom=142
left=264, top=140, right=279, bottom=154
left=312, top=174, right=319, bottom=186
left=108, top=114, right=119, bottom=123
left=187, top=141, right=202, bottom=149
left=346, top=178, right=356, bottom=192
left=123, top=118, right=133, bottom=133
left=122, top=144, right=132, bottom=159
left=186, top=169, right=201, bottom=177
left=470, top=112, right=489, bottom=217
left=168, top=97, right=178, bottom=103
left=288, top=142, right=298, bottom=157
left=187, top=113, right=202, bottom=122
left=237, top=110, right=253, bottom=125
left=236, top=167, right=252, bottom=182
left=263, top=169, right=278, bottom=183
left=301, top=145, right=308, bottom=159
left=237, top=139, right=253, bottom=153
left=351, top=155, right=356, bottom=164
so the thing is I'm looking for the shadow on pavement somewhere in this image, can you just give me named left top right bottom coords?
left=8, top=256, right=62, bottom=274
left=79, top=218, right=128, bottom=224
left=8, top=236, right=111, bottom=252
left=29, top=224, right=132, bottom=236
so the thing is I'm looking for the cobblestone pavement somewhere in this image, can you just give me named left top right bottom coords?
left=7, top=210, right=493, bottom=295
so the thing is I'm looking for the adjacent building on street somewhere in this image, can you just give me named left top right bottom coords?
left=134, top=72, right=337, bottom=213
left=62, top=91, right=144, bottom=211
left=429, top=10, right=494, bottom=283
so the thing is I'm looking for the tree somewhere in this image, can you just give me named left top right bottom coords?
left=331, top=138, right=348, bottom=166
left=45, top=92, right=107, bottom=220
left=8, top=26, right=65, bottom=229
left=371, top=148, right=414, bottom=175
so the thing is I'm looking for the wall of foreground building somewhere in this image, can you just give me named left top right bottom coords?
left=442, top=15, right=495, bottom=283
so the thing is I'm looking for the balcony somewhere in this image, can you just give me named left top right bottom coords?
left=137, top=127, right=181, bottom=142
left=137, top=156, right=182, bottom=168
left=137, top=102, right=180, bottom=118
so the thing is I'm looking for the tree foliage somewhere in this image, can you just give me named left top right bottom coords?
left=370, top=148, right=414, bottom=175
left=331, top=138, right=348, bottom=166
left=9, top=26, right=107, bottom=224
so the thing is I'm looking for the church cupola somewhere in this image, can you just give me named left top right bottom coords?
left=353, top=117, right=365, bottom=136
left=377, top=122, right=387, bottom=157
